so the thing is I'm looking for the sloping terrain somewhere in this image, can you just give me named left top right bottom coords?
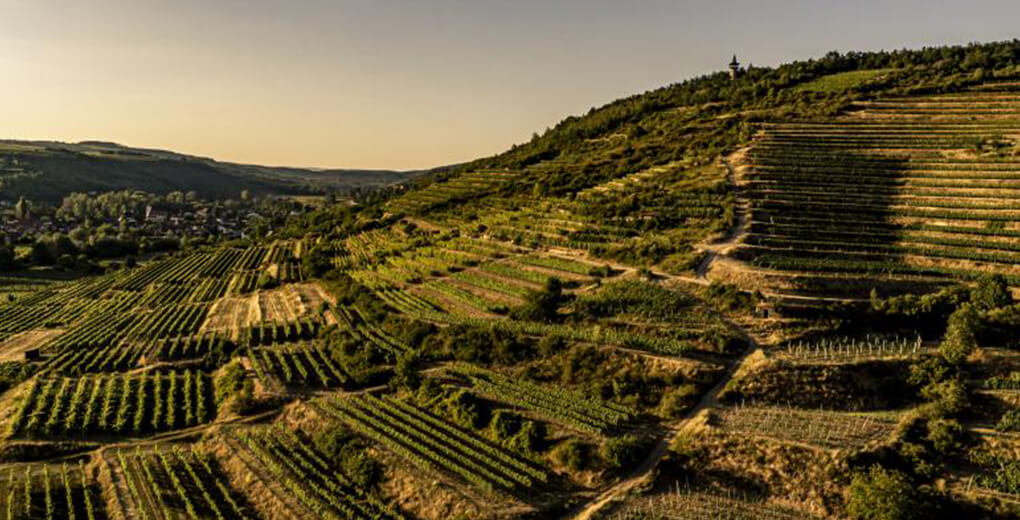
left=1, top=41, right=1020, bottom=520
left=0, top=140, right=414, bottom=202
left=738, top=88, right=1020, bottom=298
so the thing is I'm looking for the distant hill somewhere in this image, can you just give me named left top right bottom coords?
left=0, top=140, right=418, bottom=202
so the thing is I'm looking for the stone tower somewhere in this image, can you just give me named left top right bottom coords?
left=729, top=55, right=741, bottom=81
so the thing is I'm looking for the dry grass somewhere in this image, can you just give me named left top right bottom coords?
left=710, top=405, right=899, bottom=450
left=0, top=329, right=63, bottom=362
left=200, top=295, right=256, bottom=338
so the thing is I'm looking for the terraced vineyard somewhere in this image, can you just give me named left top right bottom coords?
left=741, top=89, right=1020, bottom=296
left=250, top=341, right=349, bottom=389
left=608, top=485, right=819, bottom=520
left=448, top=364, right=636, bottom=436
left=10, top=370, right=213, bottom=438
left=772, top=335, right=926, bottom=363
left=4, top=44, right=1020, bottom=520
left=710, top=405, right=898, bottom=450
left=0, top=462, right=106, bottom=519
left=103, top=446, right=254, bottom=519
left=386, top=170, right=519, bottom=214
left=311, top=393, right=549, bottom=492
left=219, top=426, right=404, bottom=519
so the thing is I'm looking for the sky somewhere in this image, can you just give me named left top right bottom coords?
left=1, top=1, right=1018, bottom=170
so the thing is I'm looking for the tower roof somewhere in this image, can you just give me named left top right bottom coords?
left=729, top=54, right=740, bottom=67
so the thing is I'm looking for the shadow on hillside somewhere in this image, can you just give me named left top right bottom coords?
left=742, top=144, right=942, bottom=298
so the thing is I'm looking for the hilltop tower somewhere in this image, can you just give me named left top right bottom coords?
left=728, top=55, right=741, bottom=81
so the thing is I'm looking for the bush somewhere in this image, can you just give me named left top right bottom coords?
left=312, top=428, right=350, bottom=459
left=488, top=410, right=522, bottom=441
left=391, top=351, right=422, bottom=391
left=312, top=427, right=382, bottom=488
left=301, top=246, right=333, bottom=278
left=505, top=420, right=546, bottom=454
left=598, top=434, right=648, bottom=470
left=511, top=277, right=569, bottom=322
left=939, top=304, right=978, bottom=365
left=846, top=466, right=928, bottom=520
left=442, top=389, right=488, bottom=430
left=704, top=282, right=756, bottom=311
left=339, top=442, right=381, bottom=489
left=426, top=323, right=536, bottom=365
left=657, top=384, right=698, bottom=418
left=550, top=439, right=589, bottom=471
left=214, top=361, right=254, bottom=413
left=256, top=273, right=278, bottom=289
left=537, top=335, right=567, bottom=357
left=925, top=418, right=963, bottom=455
left=0, top=362, right=35, bottom=395
left=920, top=378, right=968, bottom=417
left=996, top=410, right=1020, bottom=432
left=971, top=274, right=1011, bottom=311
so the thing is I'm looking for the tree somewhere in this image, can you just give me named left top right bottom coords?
left=214, top=361, right=255, bottom=413
left=301, top=246, right=333, bottom=278
left=550, top=439, right=589, bottom=471
left=940, top=304, right=978, bottom=365
left=972, top=274, right=1011, bottom=310
left=511, top=277, right=568, bottom=322
left=442, top=389, right=487, bottom=429
left=29, top=240, right=56, bottom=265
left=599, top=434, right=648, bottom=470
left=488, top=410, right=522, bottom=441
left=505, top=419, right=546, bottom=454
left=0, top=245, right=14, bottom=270
left=392, top=351, right=422, bottom=391
left=846, top=466, right=928, bottom=520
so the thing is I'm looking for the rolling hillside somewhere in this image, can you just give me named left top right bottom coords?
left=1, top=41, right=1020, bottom=520
left=0, top=139, right=416, bottom=202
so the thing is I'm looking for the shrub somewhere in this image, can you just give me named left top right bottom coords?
left=657, top=384, right=698, bottom=418
left=599, top=434, right=648, bottom=470
left=505, top=420, right=546, bottom=454
left=311, top=427, right=345, bottom=455
left=443, top=389, right=488, bottom=430
left=920, top=378, right=968, bottom=417
left=301, top=246, right=333, bottom=278
left=537, top=335, right=567, bottom=357
left=939, top=304, right=978, bottom=365
left=925, top=418, right=963, bottom=455
left=0, top=362, right=35, bottom=395
left=704, top=282, right=756, bottom=311
left=550, top=439, right=589, bottom=471
left=339, top=441, right=381, bottom=489
left=996, top=410, right=1020, bottom=432
left=846, top=466, right=928, bottom=520
left=256, top=273, right=278, bottom=289
left=215, top=361, right=254, bottom=413
left=488, top=410, right=522, bottom=441
left=392, top=351, right=422, bottom=391
left=511, top=277, right=569, bottom=322
left=971, top=274, right=1011, bottom=311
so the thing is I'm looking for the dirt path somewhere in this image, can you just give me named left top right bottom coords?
left=564, top=331, right=763, bottom=520
left=563, top=150, right=841, bottom=519
left=697, top=155, right=751, bottom=262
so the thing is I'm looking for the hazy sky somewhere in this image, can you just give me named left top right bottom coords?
left=1, top=1, right=1017, bottom=170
